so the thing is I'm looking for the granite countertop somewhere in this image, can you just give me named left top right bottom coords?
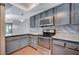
left=5, top=32, right=79, bottom=43
left=5, top=33, right=43, bottom=38
left=52, top=32, right=79, bottom=43
left=5, top=34, right=27, bottom=38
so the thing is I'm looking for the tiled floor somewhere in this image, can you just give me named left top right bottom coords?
left=10, top=46, right=39, bottom=55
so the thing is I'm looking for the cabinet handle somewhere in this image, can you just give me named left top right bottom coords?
left=53, top=44, right=65, bottom=47
left=67, top=47, right=79, bottom=51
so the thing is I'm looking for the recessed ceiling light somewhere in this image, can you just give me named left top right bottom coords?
left=21, top=19, right=24, bottom=22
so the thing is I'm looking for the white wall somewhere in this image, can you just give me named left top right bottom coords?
left=12, top=19, right=30, bottom=35
left=5, top=19, right=30, bottom=36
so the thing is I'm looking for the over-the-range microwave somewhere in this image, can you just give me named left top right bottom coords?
left=40, top=16, right=53, bottom=26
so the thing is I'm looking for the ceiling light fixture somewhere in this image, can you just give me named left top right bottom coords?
left=21, top=19, right=24, bottom=22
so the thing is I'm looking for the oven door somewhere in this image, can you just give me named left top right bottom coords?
left=38, top=37, right=51, bottom=50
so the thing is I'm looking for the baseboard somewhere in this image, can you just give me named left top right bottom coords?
left=28, top=45, right=37, bottom=50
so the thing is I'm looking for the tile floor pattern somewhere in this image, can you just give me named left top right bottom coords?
left=10, top=46, right=39, bottom=55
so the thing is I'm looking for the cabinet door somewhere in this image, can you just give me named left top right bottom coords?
left=66, top=48, right=79, bottom=55
left=54, top=3, right=70, bottom=25
left=52, top=40, right=66, bottom=55
left=71, top=3, right=79, bottom=25
left=18, top=37, right=29, bottom=49
left=46, top=9, right=53, bottom=17
left=40, top=12, right=46, bottom=18
left=52, top=44, right=65, bottom=55
left=29, top=36, right=38, bottom=49
left=30, top=16, right=35, bottom=28
left=6, top=40, right=18, bottom=54
left=35, top=14, right=40, bottom=27
left=66, top=42, right=79, bottom=55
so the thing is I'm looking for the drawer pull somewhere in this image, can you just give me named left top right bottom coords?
left=67, top=47, right=79, bottom=51
left=53, top=44, right=65, bottom=47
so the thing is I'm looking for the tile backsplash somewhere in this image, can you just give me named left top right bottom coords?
left=29, top=25, right=79, bottom=35
left=42, top=25, right=79, bottom=34
left=55, top=25, right=79, bottom=34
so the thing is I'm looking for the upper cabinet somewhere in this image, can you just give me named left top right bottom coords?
left=30, top=16, right=35, bottom=28
left=71, top=3, right=79, bottom=25
left=35, top=14, right=40, bottom=27
left=54, top=3, right=70, bottom=25
left=40, top=12, right=46, bottom=18
left=46, top=8, right=53, bottom=17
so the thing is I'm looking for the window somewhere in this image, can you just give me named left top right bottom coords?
left=5, top=23, right=12, bottom=34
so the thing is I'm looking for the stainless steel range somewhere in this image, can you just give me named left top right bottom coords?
left=38, top=29, right=56, bottom=55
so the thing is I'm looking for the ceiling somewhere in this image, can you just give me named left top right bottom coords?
left=5, top=3, right=62, bottom=23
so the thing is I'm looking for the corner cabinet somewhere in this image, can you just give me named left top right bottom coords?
left=29, top=35, right=38, bottom=49
left=71, top=3, right=79, bottom=25
left=30, top=16, right=35, bottom=28
left=54, top=3, right=70, bottom=26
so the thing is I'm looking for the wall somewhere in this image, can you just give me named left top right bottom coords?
left=5, top=18, right=30, bottom=36
left=12, top=19, right=30, bottom=35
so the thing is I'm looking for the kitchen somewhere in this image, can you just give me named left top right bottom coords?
left=0, top=3, right=79, bottom=55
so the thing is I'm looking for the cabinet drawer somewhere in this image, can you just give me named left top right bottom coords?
left=66, top=42, right=79, bottom=51
left=66, top=48, right=79, bottom=55
left=53, top=40, right=66, bottom=47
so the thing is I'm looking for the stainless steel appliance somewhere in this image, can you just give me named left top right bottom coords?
left=40, top=16, right=53, bottom=26
left=38, top=29, right=56, bottom=55
left=43, top=29, right=56, bottom=37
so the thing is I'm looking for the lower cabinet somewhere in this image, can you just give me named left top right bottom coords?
left=6, top=40, right=18, bottom=54
left=29, top=35, right=38, bottom=49
left=52, top=44, right=66, bottom=55
left=65, top=42, right=79, bottom=55
left=18, top=37, right=29, bottom=49
left=52, top=39, right=66, bottom=55
left=52, top=39, right=79, bottom=55
left=66, top=48, right=79, bottom=55
left=6, top=36, right=29, bottom=54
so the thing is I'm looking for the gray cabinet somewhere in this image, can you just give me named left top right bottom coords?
left=40, top=12, right=46, bottom=18
left=6, top=40, right=18, bottom=54
left=46, top=9, right=53, bottom=17
left=18, top=36, right=29, bottom=49
left=35, top=14, right=40, bottom=27
left=6, top=35, right=29, bottom=54
left=29, top=36, right=38, bottom=49
left=30, top=16, right=35, bottom=28
left=54, top=3, right=70, bottom=25
left=71, top=3, right=79, bottom=25
left=66, top=48, right=79, bottom=55
left=52, top=39, right=66, bottom=55
left=66, top=42, right=79, bottom=55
